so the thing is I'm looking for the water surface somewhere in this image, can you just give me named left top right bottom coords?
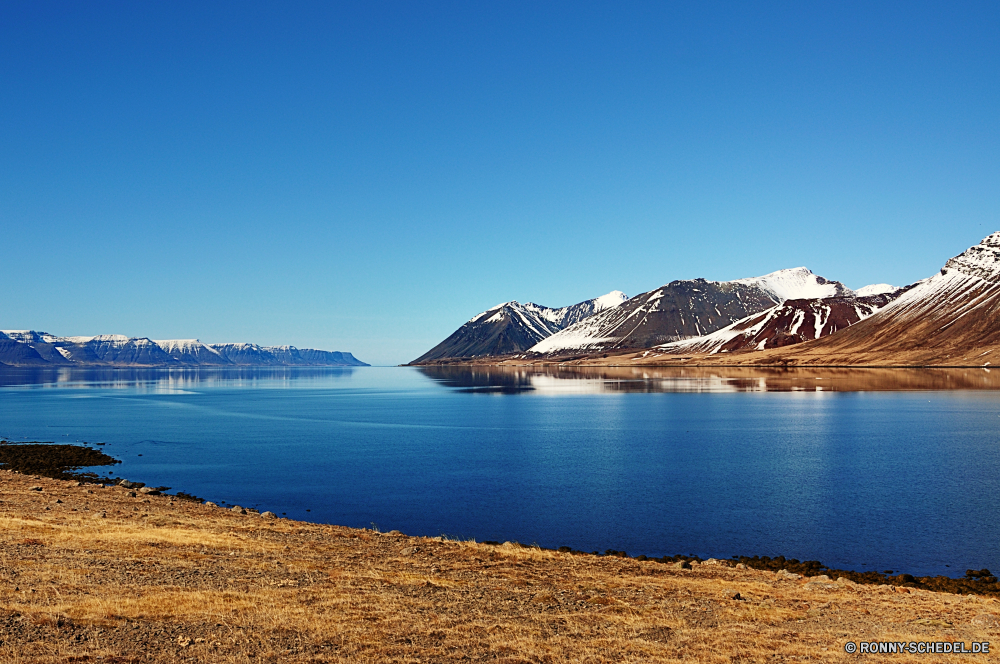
left=0, top=365, right=997, bottom=577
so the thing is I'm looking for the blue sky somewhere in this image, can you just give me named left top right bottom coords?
left=2, top=1, right=998, bottom=365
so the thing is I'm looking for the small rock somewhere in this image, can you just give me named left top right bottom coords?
left=911, top=617, right=954, bottom=628
left=127, top=491, right=137, bottom=497
left=204, top=502, right=217, bottom=508
left=28, top=486, right=42, bottom=492
left=138, top=487, right=160, bottom=495
left=54, top=499, right=62, bottom=504
left=387, top=530, right=402, bottom=536
left=812, top=574, right=832, bottom=582
left=231, top=506, right=247, bottom=514
left=119, top=480, right=144, bottom=489
left=671, top=561, right=692, bottom=570
left=835, top=576, right=856, bottom=586
left=971, top=613, right=1000, bottom=629
left=804, top=581, right=836, bottom=590
left=777, top=570, right=802, bottom=580
left=177, top=636, right=191, bottom=647
left=260, top=511, right=276, bottom=519
left=731, top=592, right=743, bottom=601
left=735, top=563, right=747, bottom=569
left=896, top=586, right=911, bottom=594
left=94, top=511, right=106, bottom=519
left=432, top=536, right=444, bottom=542
left=400, top=547, right=419, bottom=556
left=702, top=558, right=720, bottom=566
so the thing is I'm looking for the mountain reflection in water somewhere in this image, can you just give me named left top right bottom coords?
left=0, top=366, right=356, bottom=391
left=417, top=365, right=1000, bottom=393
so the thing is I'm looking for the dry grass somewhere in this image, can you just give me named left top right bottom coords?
left=1, top=469, right=998, bottom=662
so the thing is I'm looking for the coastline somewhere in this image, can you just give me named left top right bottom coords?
left=4, top=441, right=999, bottom=597
left=2, top=468, right=999, bottom=662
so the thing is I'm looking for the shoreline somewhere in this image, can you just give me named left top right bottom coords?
left=2, top=467, right=998, bottom=662
left=3, top=441, right=997, bottom=600
left=411, top=360, right=1000, bottom=369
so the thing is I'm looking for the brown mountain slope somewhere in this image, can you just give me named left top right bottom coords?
left=657, top=293, right=899, bottom=356
left=570, top=232, right=1000, bottom=367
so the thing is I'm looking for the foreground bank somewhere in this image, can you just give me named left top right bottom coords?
left=1, top=471, right=998, bottom=662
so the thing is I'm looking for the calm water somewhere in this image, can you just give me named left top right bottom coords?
left=1, top=365, right=999, bottom=577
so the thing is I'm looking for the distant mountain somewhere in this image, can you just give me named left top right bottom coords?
left=0, top=332, right=368, bottom=367
left=657, top=291, right=902, bottom=356
left=411, top=291, right=628, bottom=363
left=155, top=339, right=232, bottom=365
left=528, top=268, right=852, bottom=358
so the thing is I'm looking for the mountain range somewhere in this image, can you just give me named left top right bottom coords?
left=412, top=291, right=628, bottom=363
left=0, top=332, right=368, bottom=367
left=681, top=231, right=1000, bottom=367
left=412, top=232, right=1000, bottom=367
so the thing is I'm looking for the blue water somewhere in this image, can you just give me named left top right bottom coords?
left=0, top=366, right=998, bottom=577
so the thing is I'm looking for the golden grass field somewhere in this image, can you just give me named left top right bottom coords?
left=1, top=469, right=998, bottom=663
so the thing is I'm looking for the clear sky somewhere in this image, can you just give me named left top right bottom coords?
left=2, top=2, right=998, bottom=365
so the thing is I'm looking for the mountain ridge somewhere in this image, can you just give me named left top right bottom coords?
left=554, top=232, right=1000, bottom=367
left=0, top=331, right=369, bottom=367
left=411, top=291, right=628, bottom=363
left=526, top=268, right=853, bottom=358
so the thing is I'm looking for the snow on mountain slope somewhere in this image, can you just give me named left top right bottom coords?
left=412, top=291, right=628, bottom=363
left=855, top=283, right=898, bottom=297
left=730, top=267, right=852, bottom=301
left=528, top=269, right=852, bottom=357
left=715, top=232, right=1000, bottom=365
left=210, top=343, right=281, bottom=365
left=0, top=330, right=369, bottom=366
left=1, top=330, right=49, bottom=344
left=658, top=293, right=896, bottom=355
left=154, top=339, right=229, bottom=364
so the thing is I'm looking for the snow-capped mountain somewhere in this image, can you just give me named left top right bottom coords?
left=657, top=292, right=900, bottom=355
left=743, top=232, right=1000, bottom=365
left=0, top=331, right=368, bottom=367
left=155, top=339, right=231, bottom=365
left=528, top=268, right=851, bottom=357
left=411, top=291, right=628, bottom=363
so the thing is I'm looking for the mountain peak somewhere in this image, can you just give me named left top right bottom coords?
left=593, top=291, right=628, bottom=310
left=943, top=231, right=1000, bottom=282
left=729, top=267, right=850, bottom=302
left=855, top=283, right=899, bottom=297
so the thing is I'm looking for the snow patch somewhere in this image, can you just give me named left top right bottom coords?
left=728, top=267, right=844, bottom=302
left=855, top=283, right=898, bottom=297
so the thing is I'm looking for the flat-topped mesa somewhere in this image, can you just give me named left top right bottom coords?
left=0, top=331, right=368, bottom=367
left=942, top=231, right=1000, bottom=282
left=153, top=339, right=229, bottom=364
